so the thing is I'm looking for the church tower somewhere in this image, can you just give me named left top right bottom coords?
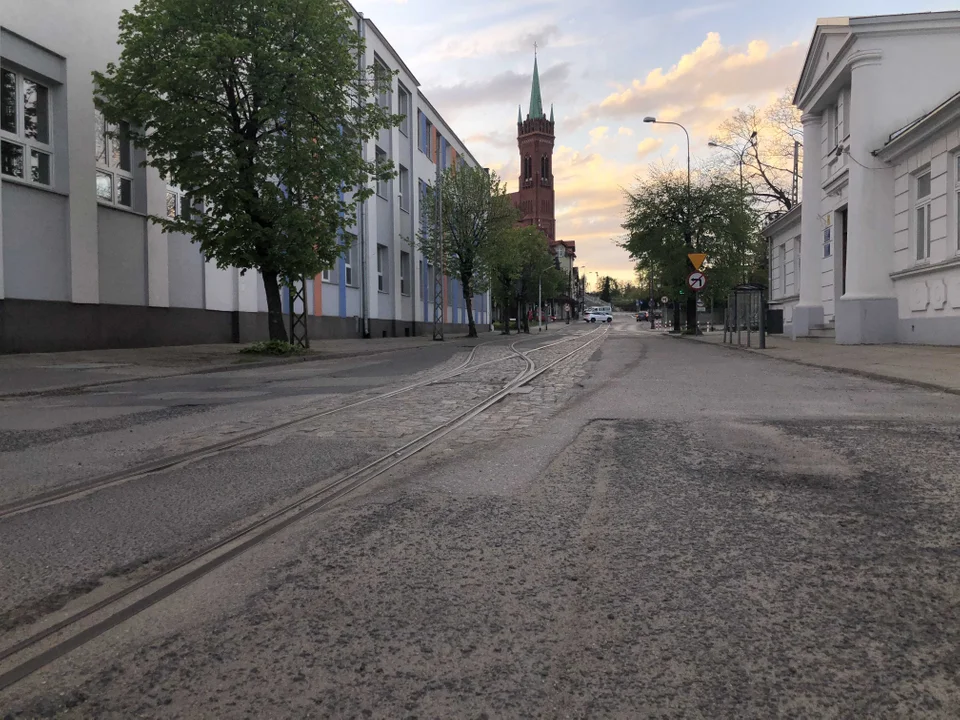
left=515, top=52, right=556, bottom=243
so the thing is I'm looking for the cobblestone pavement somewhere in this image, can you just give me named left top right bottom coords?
left=11, top=326, right=959, bottom=717
left=0, top=327, right=602, bottom=637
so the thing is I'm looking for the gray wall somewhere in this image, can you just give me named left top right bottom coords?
left=97, top=206, right=146, bottom=306
left=1, top=183, right=69, bottom=301
left=167, top=232, right=204, bottom=309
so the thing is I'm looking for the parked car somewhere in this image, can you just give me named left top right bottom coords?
left=584, top=310, right=613, bottom=323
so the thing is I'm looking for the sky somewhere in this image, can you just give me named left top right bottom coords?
left=353, top=0, right=955, bottom=288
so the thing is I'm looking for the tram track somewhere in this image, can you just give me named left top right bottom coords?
left=0, top=325, right=608, bottom=691
left=0, top=326, right=600, bottom=521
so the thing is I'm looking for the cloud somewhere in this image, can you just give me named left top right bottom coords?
left=411, top=9, right=587, bottom=64
left=636, top=137, right=663, bottom=159
left=618, top=127, right=634, bottom=136
left=587, top=126, right=609, bottom=146
left=581, top=32, right=804, bottom=125
left=427, top=62, right=571, bottom=113
left=671, top=1, right=737, bottom=22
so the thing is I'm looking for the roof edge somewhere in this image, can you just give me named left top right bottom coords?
left=761, top=203, right=802, bottom=236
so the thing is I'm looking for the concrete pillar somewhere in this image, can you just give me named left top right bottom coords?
left=793, top=111, right=825, bottom=338
left=836, top=50, right=897, bottom=344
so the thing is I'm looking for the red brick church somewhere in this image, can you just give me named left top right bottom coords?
left=508, top=52, right=578, bottom=314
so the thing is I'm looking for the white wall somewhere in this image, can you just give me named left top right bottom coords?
left=890, top=122, right=960, bottom=319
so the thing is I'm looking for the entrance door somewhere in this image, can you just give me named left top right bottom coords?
left=839, top=209, right=848, bottom=296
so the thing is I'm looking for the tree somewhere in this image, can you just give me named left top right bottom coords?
left=621, top=166, right=757, bottom=331
left=417, top=166, right=518, bottom=337
left=709, top=86, right=803, bottom=215
left=487, top=225, right=554, bottom=334
left=599, top=276, right=613, bottom=303
left=93, top=0, right=398, bottom=341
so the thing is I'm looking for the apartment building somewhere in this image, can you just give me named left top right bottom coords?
left=771, top=11, right=960, bottom=345
left=0, top=1, right=489, bottom=352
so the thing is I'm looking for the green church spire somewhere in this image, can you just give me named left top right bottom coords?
left=518, top=105, right=522, bottom=124
left=528, top=52, right=545, bottom=120
left=549, top=103, right=554, bottom=123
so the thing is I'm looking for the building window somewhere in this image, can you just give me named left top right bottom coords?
left=1, top=68, right=52, bottom=187
left=375, top=147, right=388, bottom=199
left=95, top=109, right=133, bottom=207
left=374, top=60, right=391, bottom=110
left=398, top=84, right=410, bottom=136
left=377, top=244, right=388, bottom=293
left=321, top=267, right=336, bottom=283
left=166, top=185, right=191, bottom=219
left=795, top=237, right=801, bottom=292
left=344, top=231, right=357, bottom=286
left=399, top=164, right=410, bottom=212
left=915, top=169, right=932, bottom=261
left=419, top=113, right=434, bottom=158
left=400, top=251, right=411, bottom=296
left=954, top=154, right=960, bottom=252
left=778, top=244, right=786, bottom=295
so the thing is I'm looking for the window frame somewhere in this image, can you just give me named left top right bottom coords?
left=954, top=153, right=960, bottom=253
left=374, top=59, right=392, bottom=111
left=95, top=109, right=134, bottom=208
left=400, top=251, right=411, bottom=296
left=376, top=244, right=388, bottom=293
left=398, top=164, right=410, bottom=212
left=0, top=67, right=53, bottom=188
left=166, top=184, right=187, bottom=219
left=375, top=146, right=388, bottom=199
left=398, top=84, right=411, bottom=137
left=794, top=236, right=801, bottom=293
left=914, top=169, right=933, bottom=262
left=343, top=231, right=358, bottom=287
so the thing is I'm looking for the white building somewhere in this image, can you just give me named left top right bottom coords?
left=0, top=1, right=489, bottom=352
left=766, top=11, right=960, bottom=344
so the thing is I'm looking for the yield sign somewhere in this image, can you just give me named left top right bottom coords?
left=688, top=253, right=707, bottom=271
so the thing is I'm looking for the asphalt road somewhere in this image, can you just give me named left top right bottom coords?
left=3, top=323, right=960, bottom=717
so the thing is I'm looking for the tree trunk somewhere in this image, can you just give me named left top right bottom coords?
left=461, top=276, right=477, bottom=338
left=261, top=270, right=288, bottom=343
left=672, top=301, right=681, bottom=333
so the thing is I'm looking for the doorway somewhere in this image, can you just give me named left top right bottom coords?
left=839, top=208, right=848, bottom=296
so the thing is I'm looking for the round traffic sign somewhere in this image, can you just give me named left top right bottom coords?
left=660, top=295, right=669, bottom=304
left=687, top=271, right=707, bottom=291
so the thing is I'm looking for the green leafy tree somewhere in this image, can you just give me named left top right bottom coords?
left=488, top=225, right=554, bottom=334
left=93, top=0, right=398, bottom=341
left=622, top=166, right=756, bottom=331
left=417, top=166, right=518, bottom=337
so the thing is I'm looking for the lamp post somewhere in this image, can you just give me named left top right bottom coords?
left=644, top=116, right=691, bottom=332
left=648, top=269, right=656, bottom=330
left=579, top=265, right=586, bottom=317
left=708, top=132, right=757, bottom=284
left=538, top=265, right=549, bottom=333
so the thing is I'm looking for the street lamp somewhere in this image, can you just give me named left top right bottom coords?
left=709, top=131, right=758, bottom=284
left=645, top=115, right=692, bottom=332
left=708, top=130, right=757, bottom=192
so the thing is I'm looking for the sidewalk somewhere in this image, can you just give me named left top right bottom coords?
left=0, top=335, right=475, bottom=398
left=684, top=331, right=960, bottom=394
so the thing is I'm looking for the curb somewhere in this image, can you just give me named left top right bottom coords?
left=664, top=333, right=960, bottom=397
left=0, top=336, right=481, bottom=400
